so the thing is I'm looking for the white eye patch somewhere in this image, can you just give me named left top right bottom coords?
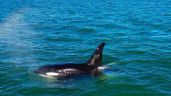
left=46, top=72, right=60, bottom=76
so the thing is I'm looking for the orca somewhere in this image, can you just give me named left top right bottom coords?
left=34, top=42, right=106, bottom=78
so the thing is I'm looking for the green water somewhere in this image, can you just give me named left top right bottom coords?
left=0, top=0, right=171, bottom=96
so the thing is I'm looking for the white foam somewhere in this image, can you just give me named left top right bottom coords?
left=97, top=66, right=110, bottom=71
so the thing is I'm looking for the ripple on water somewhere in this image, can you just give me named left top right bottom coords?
left=96, top=22, right=132, bottom=30
left=77, top=27, right=96, bottom=33
left=45, top=35, right=82, bottom=42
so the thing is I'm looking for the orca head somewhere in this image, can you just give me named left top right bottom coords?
left=34, top=65, right=50, bottom=75
left=87, top=42, right=105, bottom=68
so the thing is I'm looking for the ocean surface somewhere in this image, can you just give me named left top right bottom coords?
left=0, top=0, right=171, bottom=96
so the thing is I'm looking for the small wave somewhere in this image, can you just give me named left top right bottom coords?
left=45, top=35, right=82, bottom=42
left=77, top=27, right=96, bottom=33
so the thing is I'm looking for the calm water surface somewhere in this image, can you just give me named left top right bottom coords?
left=0, top=0, right=171, bottom=96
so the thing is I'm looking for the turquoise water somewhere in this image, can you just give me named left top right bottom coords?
left=0, top=0, right=171, bottom=96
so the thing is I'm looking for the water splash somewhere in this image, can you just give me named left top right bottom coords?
left=0, top=10, right=35, bottom=47
left=0, top=9, right=38, bottom=68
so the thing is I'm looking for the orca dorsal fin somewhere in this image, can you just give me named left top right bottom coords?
left=87, top=42, right=105, bottom=67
